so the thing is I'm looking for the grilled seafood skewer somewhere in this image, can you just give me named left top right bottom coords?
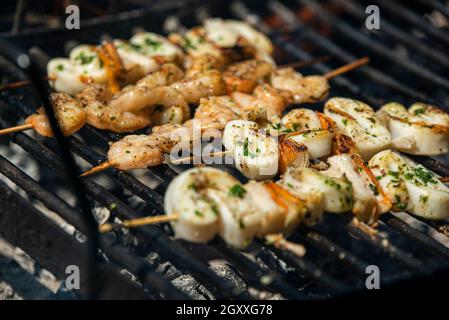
left=97, top=146, right=449, bottom=248
left=369, top=150, right=449, bottom=220
left=324, top=97, right=392, bottom=160
left=376, top=102, right=449, bottom=156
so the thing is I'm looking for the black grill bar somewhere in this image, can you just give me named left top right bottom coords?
left=267, top=1, right=435, bottom=104
left=416, top=0, right=449, bottom=20
left=372, top=0, right=449, bottom=46
left=333, top=0, right=449, bottom=70
left=1, top=0, right=449, bottom=299
left=0, top=106, right=319, bottom=299
left=0, top=119, right=237, bottom=298
left=232, top=0, right=449, bottom=276
left=0, top=154, right=189, bottom=299
left=297, top=0, right=449, bottom=93
left=380, top=214, right=449, bottom=260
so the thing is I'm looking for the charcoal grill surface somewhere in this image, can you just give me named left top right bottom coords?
left=0, top=0, right=449, bottom=299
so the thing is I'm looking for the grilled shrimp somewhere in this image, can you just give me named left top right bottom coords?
left=323, top=154, right=391, bottom=225
left=270, top=68, right=330, bottom=104
left=369, top=150, right=449, bottom=220
left=376, top=102, right=449, bottom=155
left=109, top=63, right=186, bottom=112
left=164, top=167, right=250, bottom=244
left=25, top=93, right=86, bottom=137
left=170, top=69, right=227, bottom=103
left=324, top=98, right=392, bottom=160
left=281, top=166, right=353, bottom=214
left=232, top=84, right=293, bottom=118
left=185, top=54, right=226, bottom=76
left=76, top=83, right=153, bottom=132
left=282, top=108, right=333, bottom=159
left=190, top=96, right=242, bottom=132
left=223, top=59, right=273, bottom=93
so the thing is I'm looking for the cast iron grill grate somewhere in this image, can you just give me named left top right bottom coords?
left=0, top=0, right=449, bottom=299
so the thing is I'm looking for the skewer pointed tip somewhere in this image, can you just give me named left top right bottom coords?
left=80, top=161, right=113, bottom=177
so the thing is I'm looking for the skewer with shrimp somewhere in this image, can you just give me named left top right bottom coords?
left=0, top=54, right=331, bottom=138
left=77, top=58, right=372, bottom=177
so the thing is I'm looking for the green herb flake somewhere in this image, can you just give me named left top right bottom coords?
left=194, top=210, right=203, bottom=217
left=144, top=37, right=162, bottom=51
left=75, top=51, right=96, bottom=65
left=229, top=184, right=247, bottom=198
left=419, top=195, right=429, bottom=204
left=414, top=108, right=425, bottom=115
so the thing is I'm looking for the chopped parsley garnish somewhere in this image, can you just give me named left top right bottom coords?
left=211, top=205, right=219, bottom=216
left=184, top=37, right=197, bottom=50
left=56, top=64, right=64, bottom=71
left=243, top=137, right=249, bottom=157
left=369, top=184, right=379, bottom=195
left=75, top=51, right=96, bottom=65
left=342, top=119, right=348, bottom=126
left=187, top=183, right=197, bottom=191
left=194, top=210, right=203, bottom=217
left=413, top=108, right=425, bottom=115
left=239, top=219, right=246, bottom=229
left=144, top=37, right=162, bottom=51
left=229, top=184, right=247, bottom=198
left=404, top=166, right=437, bottom=185
left=419, top=195, right=429, bottom=203
left=129, top=42, right=143, bottom=51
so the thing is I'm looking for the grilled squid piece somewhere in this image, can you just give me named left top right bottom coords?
left=223, top=120, right=309, bottom=179
left=324, top=98, right=392, bottom=160
left=369, top=150, right=449, bottom=220
left=48, top=45, right=107, bottom=95
left=165, top=167, right=240, bottom=243
left=376, top=102, right=449, bottom=155
left=113, top=32, right=183, bottom=80
left=282, top=109, right=333, bottom=159
left=270, top=68, right=330, bottom=104
left=324, top=154, right=391, bottom=225
left=208, top=184, right=262, bottom=249
left=25, top=93, right=86, bottom=137
left=203, top=19, right=273, bottom=57
left=245, top=181, right=308, bottom=236
left=281, top=167, right=353, bottom=214
left=107, top=124, right=187, bottom=170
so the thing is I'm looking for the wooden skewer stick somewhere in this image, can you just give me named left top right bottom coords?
left=99, top=214, right=179, bottom=233
left=80, top=161, right=115, bottom=177
left=80, top=150, right=233, bottom=177
left=168, top=150, right=231, bottom=164
left=323, top=57, right=370, bottom=80
left=0, top=123, right=33, bottom=135
left=0, top=76, right=56, bottom=92
left=100, top=216, right=306, bottom=258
